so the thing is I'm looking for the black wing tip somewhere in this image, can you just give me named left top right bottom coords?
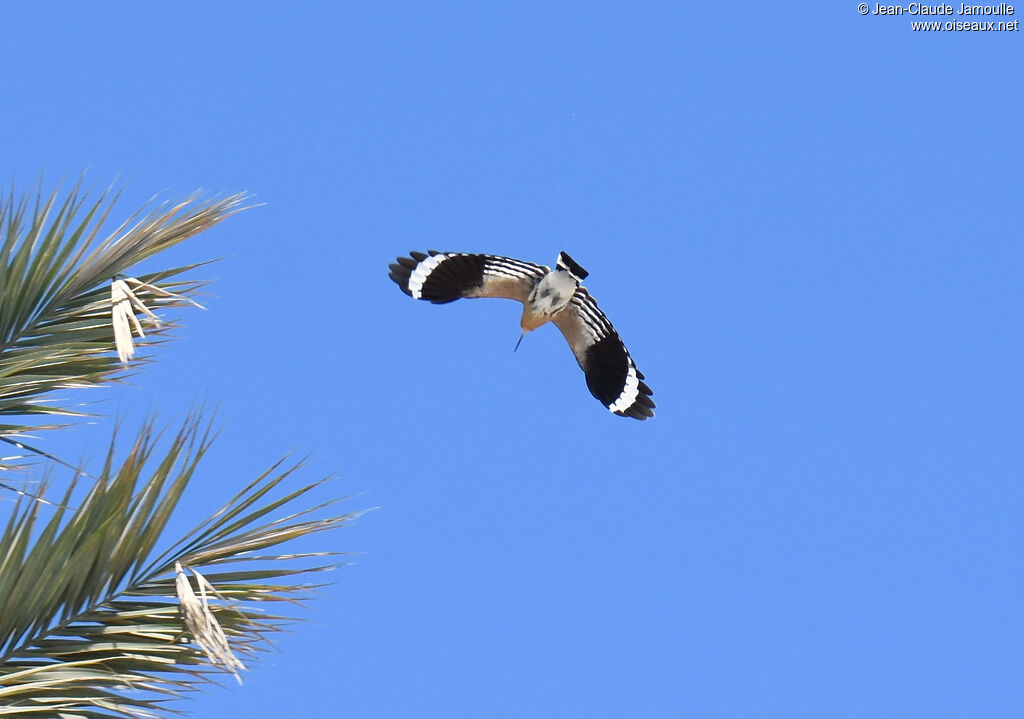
left=399, top=249, right=442, bottom=263
left=618, top=407, right=655, bottom=420
left=388, top=259, right=414, bottom=296
left=557, top=251, right=589, bottom=280
left=388, top=272, right=413, bottom=296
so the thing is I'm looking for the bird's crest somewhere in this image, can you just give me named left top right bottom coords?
left=557, top=251, right=589, bottom=281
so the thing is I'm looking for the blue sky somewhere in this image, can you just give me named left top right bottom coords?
left=2, top=3, right=1023, bottom=717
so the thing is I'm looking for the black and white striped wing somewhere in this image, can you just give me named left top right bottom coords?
left=552, top=289, right=655, bottom=420
left=388, top=250, right=547, bottom=304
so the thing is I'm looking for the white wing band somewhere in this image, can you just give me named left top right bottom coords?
left=408, top=253, right=448, bottom=300
left=608, top=362, right=641, bottom=414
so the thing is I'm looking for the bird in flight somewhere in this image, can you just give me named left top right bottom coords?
left=388, top=250, right=655, bottom=420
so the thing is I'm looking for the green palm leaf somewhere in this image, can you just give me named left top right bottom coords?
left=0, top=415, right=354, bottom=717
left=0, top=179, right=248, bottom=455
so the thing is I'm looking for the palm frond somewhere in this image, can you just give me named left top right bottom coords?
left=0, top=415, right=354, bottom=717
left=0, top=178, right=250, bottom=455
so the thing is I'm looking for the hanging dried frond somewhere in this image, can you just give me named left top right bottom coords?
left=175, top=562, right=246, bottom=683
left=111, top=276, right=204, bottom=364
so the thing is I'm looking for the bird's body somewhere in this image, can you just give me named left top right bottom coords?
left=388, top=250, right=655, bottom=420
left=521, top=264, right=577, bottom=329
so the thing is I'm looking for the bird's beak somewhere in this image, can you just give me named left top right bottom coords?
left=514, top=331, right=525, bottom=353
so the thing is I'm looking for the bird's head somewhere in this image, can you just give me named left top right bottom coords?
left=519, top=305, right=549, bottom=333
left=515, top=304, right=551, bottom=351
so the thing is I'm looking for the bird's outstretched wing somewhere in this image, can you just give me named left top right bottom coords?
left=552, top=288, right=655, bottom=420
left=389, top=251, right=547, bottom=304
